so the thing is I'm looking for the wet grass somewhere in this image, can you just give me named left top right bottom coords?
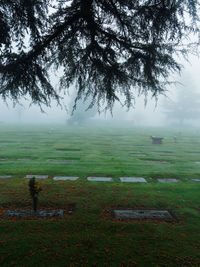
left=0, top=125, right=200, bottom=180
left=0, top=125, right=200, bottom=266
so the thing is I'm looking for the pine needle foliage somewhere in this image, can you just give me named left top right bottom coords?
left=0, top=0, right=199, bottom=110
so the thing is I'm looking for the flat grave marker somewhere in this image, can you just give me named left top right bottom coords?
left=152, top=153, right=176, bottom=158
left=191, top=179, right=200, bottom=182
left=163, top=155, right=177, bottom=158
left=195, top=162, right=200, bottom=165
left=131, top=153, right=146, bottom=157
left=111, top=209, right=176, bottom=221
left=47, top=159, right=78, bottom=162
left=142, top=160, right=169, bottom=164
left=56, top=148, right=81, bottom=151
left=16, top=158, right=33, bottom=161
left=152, top=151, right=173, bottom=154
left=87, top=177, right=113, bottom=182
left=0, top=175, right=12, bottom=179
left=25, top=175, right=48, bottom=179
left=53, top=176, right=79, bottom=181
left=21, top=147, right=35, bottom=150
left=120, top=177, right=147, bottom=183
left=157, top=178, right=179, bottom=183
left=187, top=152, right=200, bottom=155
left=3, top=210, right=63, bottom=217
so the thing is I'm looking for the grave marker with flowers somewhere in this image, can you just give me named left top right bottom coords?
left=28, top=177, right=42, bottom=212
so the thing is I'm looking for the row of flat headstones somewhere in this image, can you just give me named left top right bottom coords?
left=3, top=209, right=175, bottom=221
left=0, top=175, right=200, bottom=182
left=0, top=159, right=78, bottom=162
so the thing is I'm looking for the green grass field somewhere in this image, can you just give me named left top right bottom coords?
left=0, top=124, right=200, bottom=266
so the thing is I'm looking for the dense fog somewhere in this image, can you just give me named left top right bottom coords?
left=1, top=55, right=200, bottom=127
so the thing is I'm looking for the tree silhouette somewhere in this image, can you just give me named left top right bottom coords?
left=0, top=0, right=199, bottom=110
left=67, top=90, right=98, bottom=125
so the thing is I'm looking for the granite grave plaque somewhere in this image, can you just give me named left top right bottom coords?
left=112, top=209, right=175, bottom=220
left=47, top=159, right=78, bottom=162
left=157, top=178, right=179, bottom=183
left=0, top=175, right=12, bottom=179
left=87, top=177, right=113, bottom=182
left=3, top=209, right=63, bottom=217
left=191, top=179, right=200, bottom=182
left=53, top=176, right=79, bottom=181
left=120, top=177, right=147, bottom=183
left=25, top=175, right=48, bottom=179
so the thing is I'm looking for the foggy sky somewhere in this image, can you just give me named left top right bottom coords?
left=0, top=55, right=200, bottom=126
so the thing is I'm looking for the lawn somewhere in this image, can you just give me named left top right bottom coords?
left=0, top=124, right=200, bottom=266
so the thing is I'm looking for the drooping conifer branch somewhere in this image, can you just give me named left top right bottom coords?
left=0, top=0, right=199, bottom=109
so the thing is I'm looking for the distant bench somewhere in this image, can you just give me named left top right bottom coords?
left=150, top=136, right=163, bottom=144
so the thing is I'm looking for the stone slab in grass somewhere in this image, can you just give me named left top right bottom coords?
left=195, top=162, right=200, bottom=164
left=0, top=175, right=12, bottom=179
left=47, top=159, right=78, bottom=162
left=131, top=153, right=146, bottom=157
left=153, top=153, right=176, bottom=158
left=93, top=143, right=108, bottom=146
left=142, top=160, right=169, bottom=164
left=25, top=175, right=48, bottom=179
left=111, top=209, right=175, bottom=221
left=16, top=158, right=32, bottom=161
left=157, top=178, right=179, bottom=183
left=87, top=177, right=113, bottom=182
left=120, top=177, right=147, bottom=183
left=3, top=209, right=63, bottom=217
left=153, top=151, right=173, bottom=154
left=53, top=176, right=79, bottom=181
left=56, top=148, right=81, bottom=151
left=163, top=156, right=177, bottom=158
left=188, top=152, right=200, bottom=155
left=0, top=158, right=7, bottom=161
left=191, top=179, right=200, bottom=182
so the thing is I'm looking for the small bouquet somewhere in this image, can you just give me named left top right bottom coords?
left=28, top=178, right=42, bottom=212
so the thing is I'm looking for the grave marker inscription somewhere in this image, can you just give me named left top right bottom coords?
left=191, top=179, right=200, bottom=182
left=53, top=176, right=79, bottom=181
left=87, top=177, right=113, bottom=182
left=157, top=178, right=179, bottom=183
left=120, top=177, right=147, bottom=183
left=3, top=210, right=63, bottom=217
left=0, top=175, right=12, bottom=179
left=112, top=209, right=175, bottom=221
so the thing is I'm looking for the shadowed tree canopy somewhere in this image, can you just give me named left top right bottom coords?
left=0, top=0, right=199, bottom=110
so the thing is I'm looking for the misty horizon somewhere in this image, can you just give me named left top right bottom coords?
left=1, top=55, right=200, bottom=127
